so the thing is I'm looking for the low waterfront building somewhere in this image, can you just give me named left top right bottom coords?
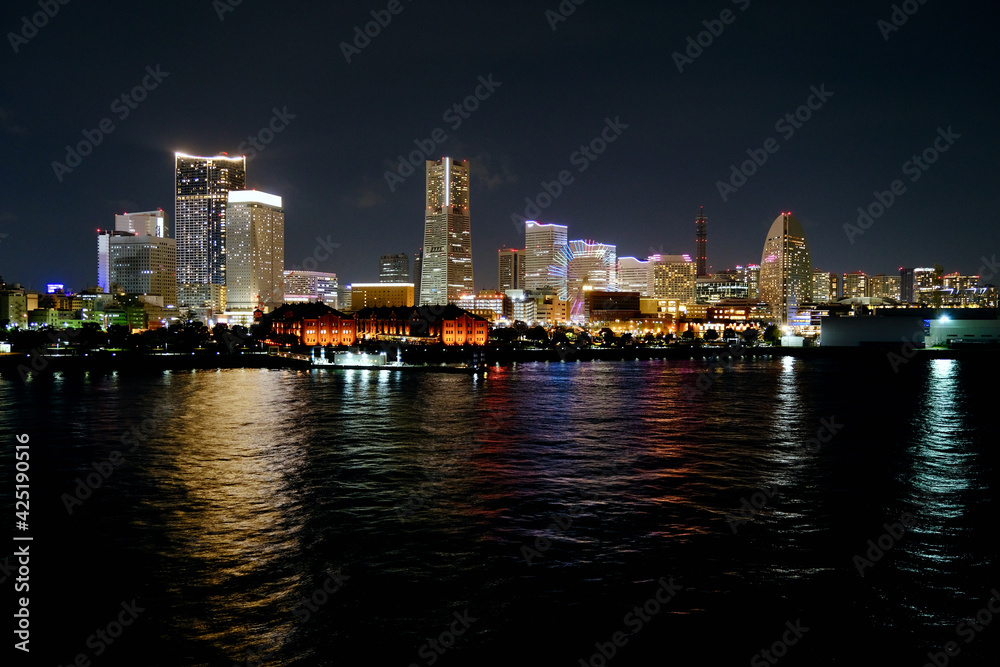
left=354, top=305, right=489, bottom=345
left=265, top=302, right=356, bottom=346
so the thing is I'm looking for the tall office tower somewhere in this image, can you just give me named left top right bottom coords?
left=552, top=240, right=617, bottom=319
left=618, top=257, right=654, bottom=296
left=913, top=267, right=939, bottom=303
left=282, top=270, right=338, bottom=306
left=695, top=207, right=708, bottom=277
left=413, top=249, right=422, bottom=299
left=759, top=212, right=813, bottom=326
left=812, top=270, right=836, bottom=303
left=900, top=268, right=915, bottom=303
left=498, top=247, right=525, bottom=291
left=225, top=191, right=284, bottom=312
left=739, top=264, right=761, bottom=300
left=869, top=274, right=902, bottom=301
left=98, top=230, right=137, bottom=292
left=106, top=234, right=177, bottom=307
left=841, top=271, right=869, bottom=299
left=380, top=253, right=410, bottom=283
left=524, top=221, right=568, bottom=292
left=115, top=210, right=166, bottom=237
left=175, top=153, right=246, bottom=309
left=420, top=157, right=472, bottom=305
left=650, top=254, right=696, bottom=303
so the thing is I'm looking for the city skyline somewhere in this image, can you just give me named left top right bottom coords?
left=1, top=2, right=997, bottom=294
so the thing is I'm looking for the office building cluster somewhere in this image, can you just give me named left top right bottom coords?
left=2, top=154, right=996, bottom=339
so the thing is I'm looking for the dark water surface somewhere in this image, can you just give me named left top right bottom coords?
left=2, top=357, right=997, bottom=665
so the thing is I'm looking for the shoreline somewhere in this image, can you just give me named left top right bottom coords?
left=2, top=344, right=999, bottom=378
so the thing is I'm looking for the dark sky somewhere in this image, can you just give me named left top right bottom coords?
left=1, top=0, right=998, bottom=292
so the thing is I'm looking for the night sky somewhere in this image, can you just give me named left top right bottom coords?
left=1, top=0, right=998, bottom=293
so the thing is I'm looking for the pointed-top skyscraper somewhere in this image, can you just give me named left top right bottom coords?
left=695, top=207, right=708, bottom=277
left=760, top=211, right=813, bottom=326
left=419, top=157, right=473, bottom=305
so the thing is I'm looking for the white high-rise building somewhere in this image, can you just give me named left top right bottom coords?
left=523, top=221, right=567, bottom=292
left=420, top=157, right=473, bottom=305
left=225, top=191, right=284, bottom=312
left=618, top=257, right=653, bottom=296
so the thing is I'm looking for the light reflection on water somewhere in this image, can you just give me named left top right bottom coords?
left=1, top=357, right=996, bottom=665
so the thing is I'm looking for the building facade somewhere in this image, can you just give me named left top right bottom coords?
left=553, top=240, right=617, bottom=320
left=842, top=271, right=868, bottom=300
left=420, top=158, right=473, bottom=305
left=175, top=153, right=246, bottom=310
left=115, top=210, right=166, bottom=237
left=266, top=303, right=356, bottom=346
left=282, top=270, right=338, bottom=306
left=379, top=253, right=410, bottom=283
left=651, top=254, right=696, bottom=303
left=759, top=212, right=813, bottom=325
left=524, top=221, right=568, bottom=292
left=498, top=247, right=525, bottom=291
left=349, top=283, right=415, bottom=309
left=618, top=257, right=654, bottom=296
left=225, top=190, right=284, bottom=311
left=695, top=207, right=708, bottom=277
left=108, top=235, right=177, bottom=308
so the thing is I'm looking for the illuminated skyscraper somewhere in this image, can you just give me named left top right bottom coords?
left=175, top=153, right=246, bottom=309
left=420, top=157, right=472, bottom=305
left=524, top=221, right=567, bottom=292
left=618, top=257, right=653, bottom=296
left=842, top=271, right=868, bottom=299
left=225, top=191, right=284, bottom=312
left=651, top=254, right=696, bottom=303
left=380, top=253, right=410, bottom=283
left=695, top=207, right=708, bottom=277
left=498, top=247, right=525, bottom=291
left=759, top=212, right=813, bottom=325
left=551, top=240, right=617, bottom=320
